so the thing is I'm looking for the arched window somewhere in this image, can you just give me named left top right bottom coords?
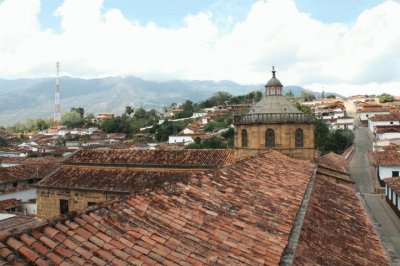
left=295, top=128, right=304, bottom=148
left=242, top=129, right=248, bottom=147
left=265, top=129, right=275, bottom=148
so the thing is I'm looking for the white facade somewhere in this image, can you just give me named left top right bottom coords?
left=386, top=185, right=400, bottom=212
left=0, top=189, right=36, bottom=202
left=359, top=111, right=390, bottom=121
left=168, top=136, right=194, bottom=145
left=378, top=166, right=400, bottom=180
left=369, top=120, right=400, bottom=132
left=181, top=128, right=194, bottom=135
left=192, top=112, right=207, bottom=118
left=376, top=132, right=400, bottom=140
left=21, top=202, right=37, bottom=214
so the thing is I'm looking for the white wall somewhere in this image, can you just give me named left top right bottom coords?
left=377, top=132, right=400, bottom=140
left=0, top=189, right=36, bottom=202
left=379, top=166, right=400, bottom=180
left=168, top=136, right=194, bottom=144
left=21, top=202, right=37, bottom=214
left=359, top=112, right=390, bottom=121
left=369, top=120, right=400, bottom=131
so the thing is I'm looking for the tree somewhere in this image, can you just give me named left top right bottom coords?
left=134, top=108, right=146, bottom=119
left=315, top=118, right=330, bottom=154
left=379, top=93, right=394, bottom=103
left=300, top=90, right=316, bottom=102
left=70, top=107, right=84, bottom=118
left=125, top=106, right=134, bottom=117
left=36, top=118, right=49, bottom=131
left=61, top=111, right=82, bottom=128
left=100, top=117, right=132, bottom=134
left=0, top=137, right=8, bottom=147
left=326, top=95, right=336, bottom=99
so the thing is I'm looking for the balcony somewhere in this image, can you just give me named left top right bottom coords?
left=233, top=113, right=315, bottom=124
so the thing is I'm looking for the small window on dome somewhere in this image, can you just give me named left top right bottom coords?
left=295, top=128, right=303, bottom=148
left=242, top=129, right=248, bottom=148
left=265, top=129, right=275, bottom=148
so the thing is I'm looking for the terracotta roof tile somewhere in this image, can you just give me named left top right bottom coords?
left=0, top=150, right=388, bottom=265
left=37, top=166, right=201, bottom=193
left=0, top=198, right=21, bottom=211
left=293, top=174, right=389, bottom=265
left=384, top=177, right=400, bottom=195
left=66, top=149, right=236, bottom=168
left=371, top=146, right=400, bottom=166
left=0, top=164, right=58, bottom=186
left=319, top=152, right=350, bottom=174
left=375, top=125, right=400, bottom=134
left=370, top=113, right=400, bottom=121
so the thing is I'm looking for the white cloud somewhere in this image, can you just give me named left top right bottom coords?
left=0, top=0, right=399, bottom=96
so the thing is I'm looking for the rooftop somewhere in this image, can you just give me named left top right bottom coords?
left=370, top=113, right=400, bottom=122
left=65, top=149, right=236, bottom=169
left=36, top=166, right=199, bottom=194
left=0, top=164, right=58, bottom=186
left=375, top=125, right=400, bottom=134
left=384, top=177, right=400, bottom=195
left=370, top=147, right=400, bottom=166
left=0, top=151, right=315, bottom=265
left=319, top=152, right=349, bottom=174
left=293, top=173, right=389, bottom=265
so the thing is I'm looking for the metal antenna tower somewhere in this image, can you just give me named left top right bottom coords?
left=54, top=62, right=61, bottom=127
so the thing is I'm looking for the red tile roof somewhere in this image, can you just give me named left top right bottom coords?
left=371, top=148, right=400, bottom=166
left=66, top=149, right=237, bottom=168
left=293, top=174, right=389, bottom=265
left=384, top=177, right=400, bottom=195
left=370, top=113, right=400, bottom=122
left=0, top=199, right=21, bottom=211
left=359, top=107, right=392, bottom=113
left=319, top=152, right=349, bottom=174
left=0, top=164, right=58, bottom=186
left=0, top=151, right=316, bottom=265
left=375, top=125, right=400, bottom=134
left=37, top=166, right=200, bottom=193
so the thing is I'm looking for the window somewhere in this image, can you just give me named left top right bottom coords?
left=366, top=114, right=369, bottom=117
left=265, top=129, right=275, bottom=148
left=295, top=128, right=304, bottom=148
left=393, top=171, right=400, bottom=177
left=390, top=121, right=394, bottom=125
left=88, top=202, right=97, bottom=207
left=12, top=182, right=18, bottom=187
left=242, top=129, right=248, bottom=147
left=60, top=199, right=69, bottom=215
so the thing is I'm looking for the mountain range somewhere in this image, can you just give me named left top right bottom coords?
left=0, top=76, right=340, bottom=126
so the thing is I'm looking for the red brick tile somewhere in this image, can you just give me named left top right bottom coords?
left=133, top=245, right=150, bottom=255
left=46, top=252, right=64, bottom=265
left=19, top=246, right=39, bottom=263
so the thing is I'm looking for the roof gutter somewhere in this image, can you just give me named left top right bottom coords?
left=279, top=166, right=317, bottom=266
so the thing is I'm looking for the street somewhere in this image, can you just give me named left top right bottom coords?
left=345, top=100, right=400, bottom=265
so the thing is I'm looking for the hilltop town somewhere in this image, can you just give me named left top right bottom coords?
left=0, top=69, right=400, bottom=265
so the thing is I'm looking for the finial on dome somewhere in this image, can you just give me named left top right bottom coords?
left=272, top=66, right=276, bottom=78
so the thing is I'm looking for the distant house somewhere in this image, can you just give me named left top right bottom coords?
left=330, top=116, right=354, bottom=130
left=358, top=107, right=391, bottom=123
left=384, top=177, right=400, bottom=218
left=96, top=113, right=114, bottom=120
left=168, top=135, right=194, bottom=145
left=368, top=113, right=400, bottom=132
left=375, top=126, right=400, bottom=140
left=371, top=146, right=400, bottom=181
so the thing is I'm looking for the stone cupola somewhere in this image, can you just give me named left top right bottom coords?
left=265, top=66, right=283, bottom=96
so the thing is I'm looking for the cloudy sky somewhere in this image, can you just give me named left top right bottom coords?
left=0, top=0, right=399, bottom=96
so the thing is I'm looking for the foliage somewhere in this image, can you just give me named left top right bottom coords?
left=174, top=100, right=195, bottom=119
left=0, top=137, right=9, bottom=147
left=134, top=108, right=146, bottom=119
left=186, top=137, right=226, bottom=149
left=326, top=94, right=336, bottom=99
left=315, top=118, right=354, bottom=155
left=61, top=111, right=83, bottom=128
left=205, top=115, right=233, bottom=132
left=198, top=91, right=233, bottom=108
left=125, top=106, right=134, bottom=117
left=230, top=91, right=262, bottom=104
left=221, top=128, right=234, bottom=148
left=379, top=93, right=395, bottom=103
left=300, top=90, right=316, bottom=102
left=100, top=117, right=132, bottom=134
left=6, top=117, right=54, bottom=133
left=294, top=102, right=311, bottom=113
left=70, top=107, right=84, bottom=118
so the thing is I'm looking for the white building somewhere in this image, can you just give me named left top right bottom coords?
left=330, top=116, right=354, bottom=130
left=168, top=136, right=194, bottom=145
left=371, top=147, right=400, bottom=181
left=375, top=126, right=400, bottom=140
left=384, top=177, right=400, bottom=217
left=368, top=113, right=400, bottom=132
left=358, top=108, right=391, bottom=122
